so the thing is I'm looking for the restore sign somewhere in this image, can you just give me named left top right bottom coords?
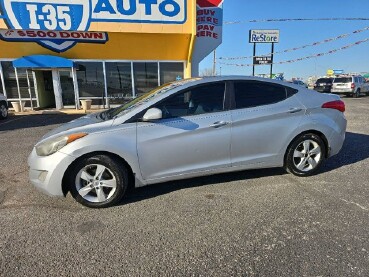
left=249, top=29, right=280, bottom=43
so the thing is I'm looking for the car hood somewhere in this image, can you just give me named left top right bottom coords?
left=41, top=112, right=112, bottom=140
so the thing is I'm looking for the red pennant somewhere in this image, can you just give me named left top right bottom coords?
left=197, top=0, right=223, bottom=8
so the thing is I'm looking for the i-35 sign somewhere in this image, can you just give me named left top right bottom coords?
left=0, top=0, right=187, bottom=52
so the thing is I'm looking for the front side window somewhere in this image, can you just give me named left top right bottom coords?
left=155, top=82, right=226, bottom=118
left=233, top=81, right=287, bottom=109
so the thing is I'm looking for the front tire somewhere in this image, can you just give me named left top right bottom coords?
left=285, top=134, right=326, bottom=177
left=69, top=155, right=128, bottom=208
left=0, top=102, right=8, bottom=120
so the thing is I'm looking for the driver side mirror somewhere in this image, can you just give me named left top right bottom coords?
left=142, top=108, right=163, bottom=122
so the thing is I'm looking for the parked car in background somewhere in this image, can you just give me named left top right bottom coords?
left=314, top=78, right=333, bottom=93
left=28, top=76, right=347, bottom=208
left=0, top=93, right=8, bottom=120
left=289, top=80, right=308, bottom=88
left=331, top=75, right=369, bottom=97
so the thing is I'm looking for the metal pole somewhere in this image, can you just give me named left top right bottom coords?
left=102, top=61, right=107, bottom=109
left=72, top=67, right=80, bottom=109
left=14, top=68, right=23, bottom=112
left=0, top=62, right=7, bottom=98
left=32, top=71, right=40, bottom=108
left=26, top=69, right=34, bottom=110
left=131, top=62, right=136, bottom=98
left=212, top=49, right=216, bottom=76
left=252, top=43, right=256, bottom=76
left=270, top=43, right=275, bottom=79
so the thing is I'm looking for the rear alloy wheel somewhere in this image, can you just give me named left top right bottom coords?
left=69, top=155, right=128, bottom=208
left=285, top=134, right=326, bottom=176
left=0, top=102, right=8, bottom=120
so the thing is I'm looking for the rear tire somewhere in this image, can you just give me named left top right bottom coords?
left=353, top=89, right=360, bottom=98
left=285, top=133, right=326, bottom=177
left=0, top=101, right=8, bottom=120
left=69, top=155, right=129, bottom=208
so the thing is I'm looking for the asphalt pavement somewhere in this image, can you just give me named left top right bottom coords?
left=0, top=98, right=368, bottom=276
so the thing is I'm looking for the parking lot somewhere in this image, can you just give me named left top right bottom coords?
left=0, top=97, right=369, bottom=276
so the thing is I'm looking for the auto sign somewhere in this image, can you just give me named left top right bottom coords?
left=0, top=0, right=186, bottom=52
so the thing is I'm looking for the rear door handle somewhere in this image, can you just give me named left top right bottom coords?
left=288, top=108, right=303, bottom=114
left=210, top=121, right=229, bottom=128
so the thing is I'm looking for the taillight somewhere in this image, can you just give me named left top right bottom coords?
left=322, top=100, right=345, bottom=112
left=351, top=83, right=355, bottom=89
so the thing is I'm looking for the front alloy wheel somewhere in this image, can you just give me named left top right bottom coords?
left=76, top=164, right=117, bottom=203
left=285, top=134, right=326, bottom=176
left=69, top=155, right=128, bottom=208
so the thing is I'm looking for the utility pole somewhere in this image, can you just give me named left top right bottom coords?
left=213, top=49, right=216, bottom=76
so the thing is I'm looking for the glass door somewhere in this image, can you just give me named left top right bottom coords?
left=59, top=70, right=75, bottom=107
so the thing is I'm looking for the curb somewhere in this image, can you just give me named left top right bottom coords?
left=9, top=109, right=105, bottom=116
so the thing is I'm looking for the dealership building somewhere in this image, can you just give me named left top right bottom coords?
left=0, top=0, right=223, bottom=109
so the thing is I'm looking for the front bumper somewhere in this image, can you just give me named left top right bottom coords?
left=28, top=149, right=76, bottom=197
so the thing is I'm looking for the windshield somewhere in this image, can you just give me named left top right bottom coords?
left=102, top=78, right=202, bottom=119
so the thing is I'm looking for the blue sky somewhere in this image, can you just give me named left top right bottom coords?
left=199, top=0, right=369, bottom=80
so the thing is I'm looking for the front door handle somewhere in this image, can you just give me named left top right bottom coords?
left=288, top=108, right=303, bottom=113
left=210, top=121, right=229, bottom=128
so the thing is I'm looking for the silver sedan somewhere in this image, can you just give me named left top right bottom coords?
left=28, top=76, right=347, bottom=208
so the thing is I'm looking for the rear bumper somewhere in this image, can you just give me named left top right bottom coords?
left=331, top=88, right=354, bottom=94
left=327, top=115, right=347, bottom=157
left=314, top=88, right=331, bottom=93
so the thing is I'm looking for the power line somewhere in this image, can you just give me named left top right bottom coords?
left=218, top=38, right=369, bottom=67
left=218, top=27, right=369, bottom=60
left=225, top=18, right=369, bottom=25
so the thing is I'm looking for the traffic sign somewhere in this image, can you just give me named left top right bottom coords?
left=253, top=56, right=273, bottom=65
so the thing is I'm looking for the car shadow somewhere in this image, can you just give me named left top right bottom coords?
left=120, top=131, right=369, bottom=205
left=122, top=167, right=286, bottom=205
left=0, top=114, right=83, bottom=132
left=320, top=131, right=369, bottom=173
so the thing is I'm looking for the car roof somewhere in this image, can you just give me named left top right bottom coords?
left=189, top=75, right=295, bottom=88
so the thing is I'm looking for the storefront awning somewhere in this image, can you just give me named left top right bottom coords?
left=13, top=55, right=75, bottom=69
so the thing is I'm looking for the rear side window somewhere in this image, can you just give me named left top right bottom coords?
left=233, top=81, right=288, bottom=109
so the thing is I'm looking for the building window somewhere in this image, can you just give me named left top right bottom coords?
left=133, top=62, right=158, bottom=96
left=105, top=62, right=133, bottom=104
left=59, top=70, right=75, bottom=106
left=76, top=62, right=105, bottom=100
left=160, top=62, right=184, bottom=85
left=1, top=62, right=36, bottom=100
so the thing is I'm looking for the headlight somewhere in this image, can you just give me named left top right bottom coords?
left=35, top=133, right=87, bottom=156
